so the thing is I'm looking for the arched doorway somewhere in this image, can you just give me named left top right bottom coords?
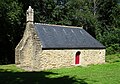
left=75, top=51, right=81, bottom=65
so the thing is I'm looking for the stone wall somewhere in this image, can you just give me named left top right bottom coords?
left=15, top=23, right=32, bottom=66
left=32, top=49, right=105, bottom=71
left=15, top=23, right=42, bottom=69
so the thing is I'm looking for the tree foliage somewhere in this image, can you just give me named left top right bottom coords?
left=96, top=0, right=120, bottom=54
left=0, top=0, right=23, bottom=64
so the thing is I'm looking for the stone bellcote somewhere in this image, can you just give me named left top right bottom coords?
left=26, top=6, right=34, bottom=24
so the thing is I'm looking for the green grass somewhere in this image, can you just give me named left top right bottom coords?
left=0, top=64, right=24, bottom=72
left=0, top=54, right=120, bottom=84
left=106, top=53, right=120, bottom=63
left=48, top=62, right=120, bottom=84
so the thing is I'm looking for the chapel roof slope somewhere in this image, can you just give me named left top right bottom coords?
left=34, top=23, right=105, bottom=49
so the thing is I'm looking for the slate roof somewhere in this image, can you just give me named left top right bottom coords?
left=34, top=23, right=105, bottom=49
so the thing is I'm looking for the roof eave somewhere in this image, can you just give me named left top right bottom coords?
left=42, top=47, right=106, bottom=50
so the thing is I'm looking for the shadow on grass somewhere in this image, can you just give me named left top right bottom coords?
left=0, top=69, right=88, bottom=84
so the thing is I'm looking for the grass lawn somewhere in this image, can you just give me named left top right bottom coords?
left=0, top=54, right=120, bottom=84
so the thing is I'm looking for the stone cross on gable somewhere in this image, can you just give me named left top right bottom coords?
left=26, top=6, right=34, bottom=24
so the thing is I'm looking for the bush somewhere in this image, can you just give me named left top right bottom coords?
left=106, top=44, right=120, bottom=55
left=106, top=53, right=120, bottom=63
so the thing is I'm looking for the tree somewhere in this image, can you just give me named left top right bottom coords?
left=96, top=0, right=120, bottom=40
left=0, top=0, right=23, bottom=64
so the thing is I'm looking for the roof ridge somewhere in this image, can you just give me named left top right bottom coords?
left=35, top=23, right=83, bottom=29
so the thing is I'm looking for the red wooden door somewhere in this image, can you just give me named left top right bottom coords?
left=75, top=51, right=81, bottom=64
left=75, top=55, right=80, bottom=64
